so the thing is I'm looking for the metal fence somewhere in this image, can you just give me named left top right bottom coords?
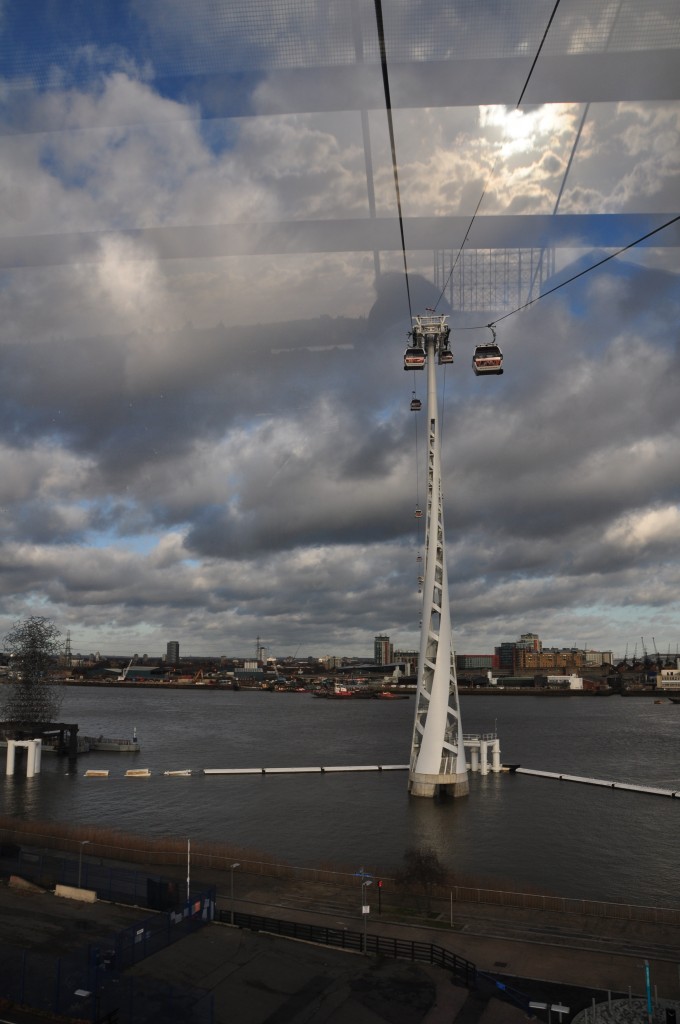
left=446, top=885, right=680, bottom=926
left=0, top=847, right=216, bottom=1024
left=224, top=910, right=477, bottom=987
left=3, top=846, right=179, bottom=907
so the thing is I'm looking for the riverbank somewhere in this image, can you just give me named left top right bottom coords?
left=3, top=845, right=679, bottom=1018
left=34, top=678, right=680, bottom=698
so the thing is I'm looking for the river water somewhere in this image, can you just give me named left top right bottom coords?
left=2, top=688, right=679, bottom=908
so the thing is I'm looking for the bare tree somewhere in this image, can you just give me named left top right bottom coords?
left=395, top=846, right=448, bottom=912
left=2, top=616, right=64, bottom=725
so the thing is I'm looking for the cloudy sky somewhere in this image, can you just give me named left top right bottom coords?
left=0, top=0, right=678, bottom=661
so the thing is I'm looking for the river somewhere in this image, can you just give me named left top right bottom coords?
left=2, top=688, right=679, bottom=908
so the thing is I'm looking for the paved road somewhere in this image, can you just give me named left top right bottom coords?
left=212, top=871, right=680, bottom=997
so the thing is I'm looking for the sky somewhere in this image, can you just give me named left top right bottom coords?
left=0, top=0, right=678, bottom=661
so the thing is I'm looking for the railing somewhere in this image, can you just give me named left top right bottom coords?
left=223, top=910, right=477, bottom=987
left=4, top=833, right=679, bottom=929
left=446, top=885, right=680, bottom=926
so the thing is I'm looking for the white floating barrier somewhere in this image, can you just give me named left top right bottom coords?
left=203, top=764, right=410, bottom=776
left=516, top=768, right=678, bottom=798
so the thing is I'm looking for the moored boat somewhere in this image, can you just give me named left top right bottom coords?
left=87, top=737, right=141, bottom=752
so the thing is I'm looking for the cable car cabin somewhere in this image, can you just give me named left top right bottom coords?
left=438, top=332, right=454, bottom=365
left=472, top=344, right=504, bottom=376
left=404, top=344, right=426, bottom=370
left=415, top=507, right=423, bottom=519
left=410, top=397, right=422, bottom=411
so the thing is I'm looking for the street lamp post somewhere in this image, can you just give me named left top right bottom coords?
left=361, top=880, right=372, bottom=954
left=78, top=840, right=90, bottom=888
left=230, top=863, right=240, bottom=925
left=644, top=959, right=653, bottom=1023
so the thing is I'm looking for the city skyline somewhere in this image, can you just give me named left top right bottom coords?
left=22, top=630, right=628, bottom=666
left=0, top=1, right=678, bottom=659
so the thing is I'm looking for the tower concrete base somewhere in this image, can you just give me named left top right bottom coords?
left=408, top=771, right=469, bottom=798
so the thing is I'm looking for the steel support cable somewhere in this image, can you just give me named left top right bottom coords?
left=373, top=0, right=412, bottom=320
left=515, top=0, right=562, bottom=108
left=526, top=0, right=625, bottom=301
left=488, top=214, right=680, bottom=326
left=434, top=0, right=563, bottom=311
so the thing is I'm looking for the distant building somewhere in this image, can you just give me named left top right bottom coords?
left=374, top=635, right=393, bottom=666
left=583, top=650, right=614, bottom=666
left=456, top=654, right=497, bottom=670
left=166, top=641, right=180, bottom=666
left=497, top=642, right=516, bottom=672
left=495, top=633, right=610, bottom=674
left=394, top=649, right=418, bottom=675
left=657, top=666, right=680, bottom=688
left=543, top=674, right=584, bottom=690
left=324, top=656, right=344, bottom=669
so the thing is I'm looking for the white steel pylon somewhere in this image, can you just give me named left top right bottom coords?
left=407, top=314, right=469, bottom=799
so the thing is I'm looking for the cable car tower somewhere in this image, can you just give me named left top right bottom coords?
left=404, top=313, right=469, bottom=799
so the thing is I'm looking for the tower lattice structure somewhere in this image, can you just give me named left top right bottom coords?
left=407, top=314, right=469, bottom=799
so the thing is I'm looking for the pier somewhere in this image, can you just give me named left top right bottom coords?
left=1, top=721, right=82, bottom=777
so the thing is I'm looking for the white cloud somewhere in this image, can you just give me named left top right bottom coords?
left=605, top=505, right=680, bottom=550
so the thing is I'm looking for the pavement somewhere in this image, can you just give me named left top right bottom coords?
left=1, top=863, right=679, bottom=1023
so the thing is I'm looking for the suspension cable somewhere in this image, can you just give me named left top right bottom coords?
left=435, top=0, right=563, bottom=310
left=373, top=0, right=412, bottom=320
left=488, top=215, right=680, bottom=327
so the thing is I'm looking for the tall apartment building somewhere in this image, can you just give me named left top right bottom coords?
left=166, top=640, right=180, bottom=666
left=374, top=635, right=393, bottom=665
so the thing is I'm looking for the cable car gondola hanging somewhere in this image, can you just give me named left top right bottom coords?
left=437, top=327, right=454, bottom=365
left=410, top=392, right=422, bottom=411
left=472, top=326, right=504, bottom=376
left=403, top=333, right=426, bottom=370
